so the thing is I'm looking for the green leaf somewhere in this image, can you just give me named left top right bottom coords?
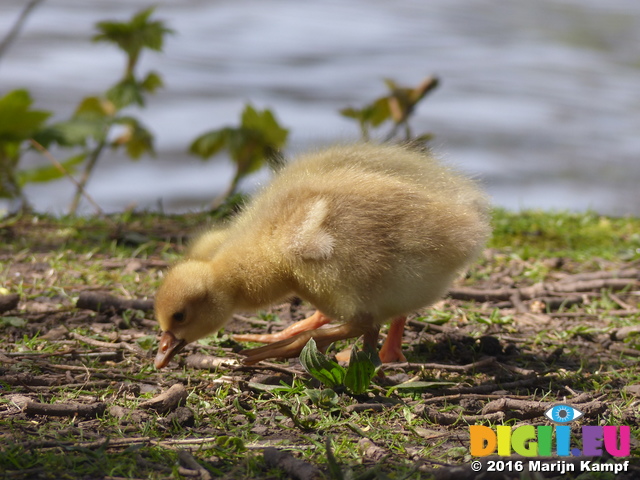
left=74, top=96, right=114, bottom=119
left=107, top=77, right=145, bottom=109
left=45, top=118, right=108, bottom=146
left=240, top=105, right=288, bottom=147
left=0, top=90, right=51, bottom=142
left=17, top=153, right=86, bottom=185
left=93, top=7, right=173, bottom=56
left=343, top=344, right=381, bottom=395
left=112, top=116, right=155, bottom=159
left=140, top=71, right=164, bottom=93
left=0, top=316, right=27, bottom=328
left=299, top=338, right=346, bottom=388
left=189, top=129, right=230, bottom=159
left=305, top=388, right=340, bottom=410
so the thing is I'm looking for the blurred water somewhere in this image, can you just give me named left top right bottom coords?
left=0, top=0, right=639, bottom=215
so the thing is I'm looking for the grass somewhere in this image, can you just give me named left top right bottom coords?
left=0, top=209, right=639, bottom=479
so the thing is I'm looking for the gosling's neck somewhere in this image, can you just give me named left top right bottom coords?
left=209, top=244, right=293, bottom=311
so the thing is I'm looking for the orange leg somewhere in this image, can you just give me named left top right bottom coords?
left=240, top=322, right=373, bottom=365
left=233, top=310, right=331, bottom=344
left=377, top=316, right=407, bottom=363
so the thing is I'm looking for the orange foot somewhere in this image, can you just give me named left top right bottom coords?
left=378, top=316, right=407, bottom=363
left=240, top=322, right=371, bottom=365
left=233, top=310, right=332, bottom=344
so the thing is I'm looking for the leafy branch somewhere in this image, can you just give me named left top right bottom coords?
left=189, top=104, right=289, bottom=209
left=299, top=338, right=381, bottom=396
left=340, top=75, right=439, bottom=142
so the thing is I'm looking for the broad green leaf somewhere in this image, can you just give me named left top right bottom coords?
left=0, top=316, right=27, bottom=328
left=240, top=105, right=288, bottom=147
left=299, top=338, right=346, bottom=388
left=46, top=117, right=108, bottom=146
left=189, top=129, right=230, bottom=159
left=343, top=344, right=381, bottom=395
left=0, top=90, right=51, bottom=141
left=17, top=153, right=86, bottom=185
left=112, top=116, right=155, bottom=159
left=140, top=71, right=164, bottom=93
left=93, top=7, right=173, bottom=56
left=74, top=96, right=114, bottom=119
left=107, top=78, right=144, bottom=109
left=215, top=436, right=245, bottom=452
left=305, top=388, right=340, bottom=410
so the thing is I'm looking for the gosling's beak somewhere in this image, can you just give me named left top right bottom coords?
left=154, top=331, right=187, bottom=369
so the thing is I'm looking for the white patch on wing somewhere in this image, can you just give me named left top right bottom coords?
left=288, top=198, right=335, bottom=260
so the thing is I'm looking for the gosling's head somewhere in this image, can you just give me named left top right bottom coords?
left=154, top=260, right=234, bottom=368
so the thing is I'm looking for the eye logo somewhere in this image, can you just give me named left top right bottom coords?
left=544, top=404, right=583, bottom=423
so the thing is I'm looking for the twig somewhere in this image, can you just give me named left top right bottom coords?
left=0, top=0, right=43, bottom=61
left=448, top=277, right=637, bottom=303
left=76, top=291, right=154, bottom=313
left=382, top=357, right=497, bottom=373
left=177, top=451, right=213, bottom=480
left=29, top=139, right=107, bottom=217
left=69, top=137, right=108, bottom=215
left=70, top=332, right=145, bottom=356
left=23, top=400, right=106, bottom=418
left=418, top=405, right=506, bottom=425
left=139, top=383, right=188, bottom=414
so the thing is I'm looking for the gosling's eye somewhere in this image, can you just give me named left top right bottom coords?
left=172, top=311, right=186, bottom=324
left=544, top=404, right=583, bottom=423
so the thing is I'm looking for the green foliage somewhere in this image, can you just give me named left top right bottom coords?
left=0, top=8, right=171, bottom=215
left=340, top=76, right=438, bottom=142
left=94, top=6, right=172, bottom=98
left=0, top=90, right=51, bottom=202
left=491, top=208, right=640, bottom=260
left=299, top=338, right=381, bottom=395
left=299, top=338, right=346, bottom=388
left=189, top=104, right=289, bottom=207
left=0, top=4, right=442, bottom=216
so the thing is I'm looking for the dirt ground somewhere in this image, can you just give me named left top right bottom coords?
left=1, top=216, right=639, bottom=479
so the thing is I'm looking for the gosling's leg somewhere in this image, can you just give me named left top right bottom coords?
left=334, top=326, right=382, bottom=363
left=377, top=316, right=407, bottom=363
left=233, top=310, right=331, bottom=344
left=240, top=322, right=371, bottom=365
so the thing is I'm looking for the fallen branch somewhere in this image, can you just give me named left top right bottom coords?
left=177, top=450, right=213, bottom=480
left=0, top=293, right=20, bottom=313
left=263, top=447, right=323, bottom=480
left=417, top=404, right=505, bottom=425
left=76, top=291, right=154, bottom=313
left=139, top=383, right=188, bottom=414
left=610, top=325, right=640, bottom=341
left=23, top=400, right=106, bottom=418
left=382, top=357, right=497, bottom=373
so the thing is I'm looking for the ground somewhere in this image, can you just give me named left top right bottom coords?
left=0, top=210, right=639, bottom=480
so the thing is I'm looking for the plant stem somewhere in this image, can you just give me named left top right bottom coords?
left=69, top=139, right=107, bottom=215
left=0, top=0, right=44, bottom=63
left=29, top=139, right=105, bottom=217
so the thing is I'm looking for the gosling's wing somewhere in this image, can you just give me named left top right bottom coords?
left=282, top=197, right=336, bottom=261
